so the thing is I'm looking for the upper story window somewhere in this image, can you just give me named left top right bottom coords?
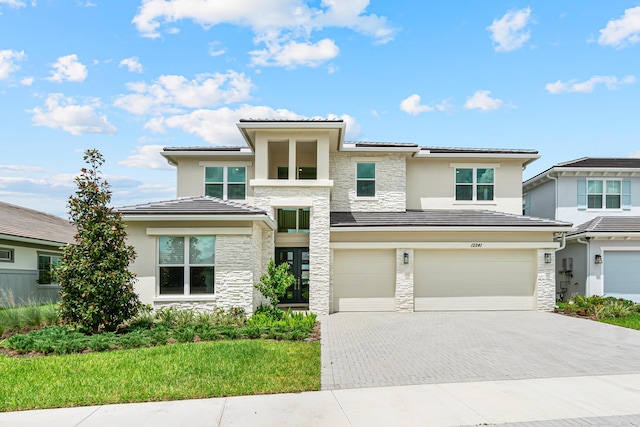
left=455, top=168, right=494, bottom=201
left=0, top=247, right=14, bottom=263
left=356, top=162, right=376, bottom=197
left=205, top=166, right=246, bottom=200
left=158, top=236, right=215, bottom=295
left=277, top=167, right=317, bottom=180
left=37, top=253, right=62, bottom=285
left=277, top=208, right=310, bottom=233
left=578, top=179, right=631, bottom=210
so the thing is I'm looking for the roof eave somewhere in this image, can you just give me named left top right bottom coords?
left=414, top=152, right=541, bottom=163
left=237, top=121, right=346, bottom=152
left=122, top=213, right=276, bottom=230
left=330, top=225, right=574, bottom=232
left=0, top=233, right=72, bottom=247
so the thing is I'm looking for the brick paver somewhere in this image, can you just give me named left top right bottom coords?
left=320, top=311, right=640, bottom=390
left=465, top=414, right=640, bottom=426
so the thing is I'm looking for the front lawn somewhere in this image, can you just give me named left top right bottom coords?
left=0, top=339, right=320, bottom=412
left=557, top=295, right=640, bottom=330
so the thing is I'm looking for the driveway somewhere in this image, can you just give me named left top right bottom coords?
left=320, top=311, right=640, bottom=390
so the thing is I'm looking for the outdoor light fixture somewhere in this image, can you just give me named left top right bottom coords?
left=403, top=252, right=409, bottom=264
left=595, top=254, right=603, bottom=264
left=544, top=253, right=552, bottom=264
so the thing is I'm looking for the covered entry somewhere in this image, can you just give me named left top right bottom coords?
left=414, top=249, right=536, bottom=311
left=333, top=249, right=396, bottom=311
left=604, top=251, right=640, bottom=299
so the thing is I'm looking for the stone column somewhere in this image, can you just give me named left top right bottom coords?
left=536, top=249, right=555, bottom=311
left=395, top=248, right=414, bottom=312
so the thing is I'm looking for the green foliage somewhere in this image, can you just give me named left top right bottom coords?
left=0, top=302, right=60, bottom=336
left=254, top=259, right=295, bottom=313
left=56, top=149, right=142, bottom=332
left=567, top=295, right=637, bottom=319
left=247, top=308, right=317, bottom=340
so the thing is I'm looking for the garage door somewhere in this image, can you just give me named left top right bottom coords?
left=333, top=249, right=396, bottom=311
left=414, top=249, right=536, bottom=311
left=604, top=251, right=640, bottom=300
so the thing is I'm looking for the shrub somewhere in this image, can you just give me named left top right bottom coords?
left=88, top=332, right=118, bottom=352
left=254, top=259, right=295, bottom=315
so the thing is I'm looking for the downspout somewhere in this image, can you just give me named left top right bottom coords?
left=555, top=232, right=566, bottom=252
left=546, top=173, right=558, bottom=220
left=577, top=237, right=590, bottom=296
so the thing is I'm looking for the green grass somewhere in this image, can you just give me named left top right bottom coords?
left=0, top=339, right=320, bottom=412
left=598, top=312, right=640, bottom=330
left=0, top=304, right=59, bottom=336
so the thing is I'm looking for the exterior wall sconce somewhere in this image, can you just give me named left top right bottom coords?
left=403, top=252, right=409, bottom=264
left=544, top=253, right=552, bottom=264
left=595, top=254, right=603, bottom=264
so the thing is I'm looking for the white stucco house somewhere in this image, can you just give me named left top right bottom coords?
left=523, top=158, right=640, bottom=302
left=0, top=201, right=75, bottom=304
left=119, top=119, right=571, bottom=315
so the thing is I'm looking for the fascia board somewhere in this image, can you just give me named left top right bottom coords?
left=330, top=226, right=574, bottom=233
left=122, top=214, right=276, bottom=230
left=0, top=233, right=69, bottom=247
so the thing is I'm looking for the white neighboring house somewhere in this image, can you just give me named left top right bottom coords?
left=0, top=201, right=75, bottom=304
left=523, top=158, right=640, bottom=302
left=119, top=119, right=571, bottom=315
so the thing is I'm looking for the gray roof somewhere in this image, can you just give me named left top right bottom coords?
left=331, top=210, right=570, bottom=228
left=351, top=141, right=419, bottom=148
left=117, top=196, right=266, bottom=215
left=0, top=201, right=75, bottom=245
left=556, top=157, right=640, bottom=169
left=422, top=147, right=538, bottom=155
left=569, top=216, right=640, bottom=236
left=163, top=146, right=245, bottom=152
left=238, top=118, right=343, bottom=123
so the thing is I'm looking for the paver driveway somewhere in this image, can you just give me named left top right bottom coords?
left=320, top=311, right=640, bottom=390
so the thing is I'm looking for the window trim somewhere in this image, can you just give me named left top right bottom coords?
left=37, top=252, right=63, bottom=286
left=157, top=235, right=216, bottom=297
left=0, top=247, right=14, bottom=263
left=204, top=166, right=247, bottom=201
left=454, top=167, right=495, bottom=202
left=587, top=179, right=621, bottom=210
left=356, top=162, right=376, bottom=198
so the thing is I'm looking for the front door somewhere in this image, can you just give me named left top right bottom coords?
left=276, top=248, right=310, bottom=305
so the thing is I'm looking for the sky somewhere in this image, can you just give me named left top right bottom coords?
left=1, top=1, right=640, bottom=218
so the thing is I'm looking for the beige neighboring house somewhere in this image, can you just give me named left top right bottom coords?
left=119, top=119, right=572, bottom=315
left=0, top=201, right=75, bottom=304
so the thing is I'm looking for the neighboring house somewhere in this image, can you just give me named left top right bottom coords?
left=0, top=201, right=75, bottom=304
left=523, top=158, right=640, bottom=302
left=119, top=119, right=571, bottom=315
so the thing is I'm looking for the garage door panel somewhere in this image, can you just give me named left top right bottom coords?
left=334, top=249, right=395, bottom=311
left=604, top=251, right=640, bottom=296
left=414, top=249, right=535, bottom=311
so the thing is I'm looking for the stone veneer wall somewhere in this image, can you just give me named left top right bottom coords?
left=395, top=248, right=414, bottom=312
left=254, top=186, right=331, bottom=315
left=536, top=249, right=556, bottom=312
left=155, top=233, right=256, bottom=314
left=330, top=153, right=406, bottom=212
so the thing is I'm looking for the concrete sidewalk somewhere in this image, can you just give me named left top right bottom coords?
left=3, top=374, right=640, bottom=427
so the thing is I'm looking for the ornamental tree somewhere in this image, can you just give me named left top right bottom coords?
left=254, top=258, right=296, bottom=312
left=56, top=149, right=142, bottom=332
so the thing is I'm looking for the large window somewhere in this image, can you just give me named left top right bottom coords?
left=455, top=168, right=494, bottom=201
left=0, top=247, right=13, bottom=263
left=277, top=167, right=317, bottom=180
left=37, top=253, right=62, bottom=284
left=356, top=162, right=376, bottom=197
left=205, top=166, right=246, bottom=200
left=588, top=180, right=620, bottom=209
left=277, top=208, right=310, bottom=233
left=158, top=236, right=215, bottom=295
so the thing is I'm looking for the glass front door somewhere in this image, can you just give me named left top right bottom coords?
left=276, top=248, right=309, bottom=305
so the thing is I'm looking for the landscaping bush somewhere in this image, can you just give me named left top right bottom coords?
left=565, top=295, right=638, bottom=319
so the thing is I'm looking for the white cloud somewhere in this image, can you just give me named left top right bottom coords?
left=28, top=93, right=117, bottom=136
left=208, top=41, right=226, bottom=57
left=146, top=105, right=361, bottom=144
left=20, top=76, right=34, bottom=86
left=132, top=0, right=395, bottom=68
left=0, top=0, right=26, bottom=8
left=487, top=7, right=532, bottom=52
left=119, top=56, right=143, bottom=73
left=118, top=144, right=173, bottom=170
left=628, top=151, right=640, bottom=158
left=46, top=54, right=88, bottom=82
left=0, top=49, right=25, bottom=80
left=0, top=164, right=47, bottom=173
left=545, top=75, right=635, bottom=94
left=250, top=37, right=339, bottom=68
left=113, top=71, right=253, bottom=115
left=400, top=94, right=433, bottom=115
left=464, top=90, right=504, bottom=111
left=598, top=6, right=640, bottom=48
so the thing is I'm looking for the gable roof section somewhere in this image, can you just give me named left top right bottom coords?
left=0, top=201, right=75, bottom=245
left=331, top=210, right=571, bottom=230
left=568, top=216, right=640, bottom=237
left=117, top=196, right=266, bottom=215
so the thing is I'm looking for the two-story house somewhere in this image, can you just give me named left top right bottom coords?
left=119, top=119, right=571, bottom=315
left=523, top=158, right=640, bottom=302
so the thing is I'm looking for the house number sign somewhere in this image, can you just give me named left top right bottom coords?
left=470, top=243, right=483, bottom=248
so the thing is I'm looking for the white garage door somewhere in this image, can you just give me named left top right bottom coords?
left=414, top=249, right=536, bottom=311
left=604, top=251, right=640, bottom=301
left=333, top=249, right=396, bottom=311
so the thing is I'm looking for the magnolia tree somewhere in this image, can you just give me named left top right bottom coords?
left=56, top=149, right=142, bottom=332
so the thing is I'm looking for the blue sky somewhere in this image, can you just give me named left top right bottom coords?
left=1, top=1, right=639, bottom=217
